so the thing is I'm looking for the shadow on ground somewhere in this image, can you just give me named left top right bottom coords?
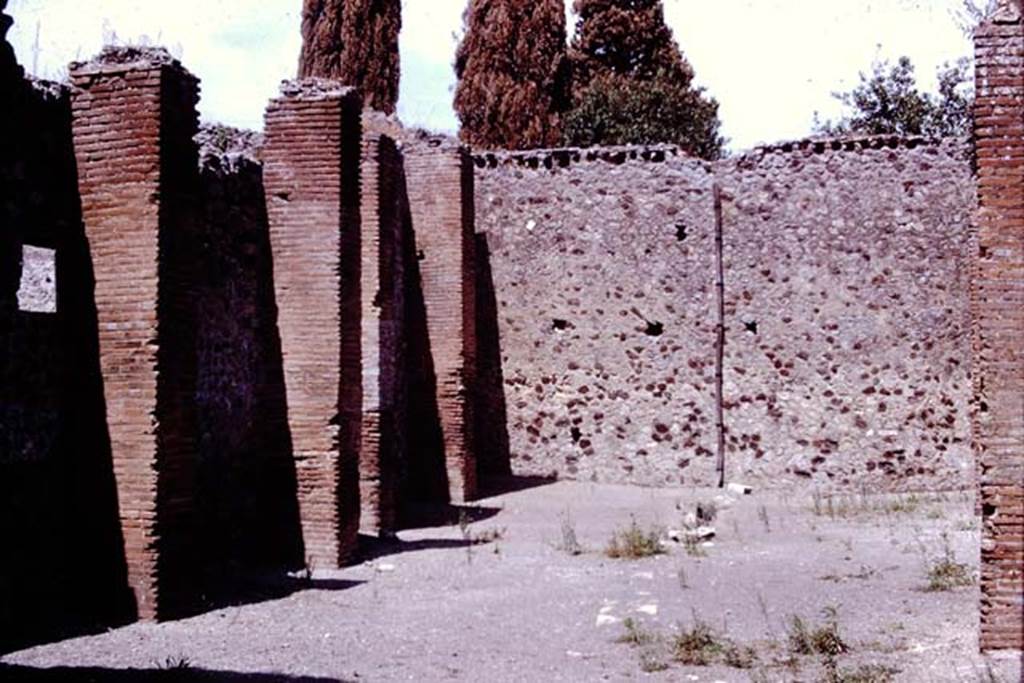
left=358, top=534, right=489, bottom=562
left=479, top=474, right=558, bottom=498
left=0, top=664, right=345, bottom=682
left=397, top=502, right=503, bottom=531
left=198, top=573, right=364, bottom=609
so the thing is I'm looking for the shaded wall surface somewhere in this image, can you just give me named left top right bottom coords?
left=1, top=14, right=134, bottom=650
left=195, top=137, right=304, bottom=584
left=475, top=139, right=975, bottom=490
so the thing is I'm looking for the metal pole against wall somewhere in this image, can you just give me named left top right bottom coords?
left=713, top=183, right=726, bottom=489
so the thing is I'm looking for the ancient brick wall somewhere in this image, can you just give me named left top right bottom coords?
left=974, top=3, right=1024, bottom=652
left=194, top=127, right=304, bottom=581
left=404, top=139, right=479, bottom=501
left=475, top=140, right=975, bottom=491
left=1, top=7, right=133, bottom=650
left=262, top=81, right=363, bottom=568
left=70, top=48, right=202, bottom=620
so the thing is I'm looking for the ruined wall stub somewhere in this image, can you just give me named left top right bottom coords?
left=262, top=81, right=362, bottom=567
left=70, top=48, right=202, bottom=620
left=974, top=2, right=1024, bottom=652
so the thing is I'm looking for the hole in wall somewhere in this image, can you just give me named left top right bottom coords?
left=675, top=223, right=688, bottom=241
left=645, top=321, right=664, bottom=337
left=744, top=320, right=759, bottom=335
left=552, top=319, right=570, bottom=331
left=570, top=427, right=582, bottom=444
left=417, top=250, right=426, bottom=261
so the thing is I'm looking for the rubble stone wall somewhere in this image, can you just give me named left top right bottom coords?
left=475, top=139, right=975, bottom=491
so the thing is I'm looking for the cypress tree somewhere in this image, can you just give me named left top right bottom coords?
left=298, top=0, right=401, bottom=114
left=454, top=0, right=571, bottom=150
left=569, top=0, right=691, bottom=89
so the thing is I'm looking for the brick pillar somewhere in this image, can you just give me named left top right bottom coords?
left=973, top=1, right=1024, bottom=652
left=262, top=82, right=362, bottom=568
left=70, top=49, right=201, bottom=620
left=404, top=143, right=478, bottom=502
left=355, top=133, right=406, bottom=535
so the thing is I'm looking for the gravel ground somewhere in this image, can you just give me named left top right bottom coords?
left=2, top=481, right=1020, bottom=682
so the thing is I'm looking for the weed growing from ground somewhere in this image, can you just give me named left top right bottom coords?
left=821, top=660, right=898, bottom=683
left=469, top=527, right=506, bottom=545
left=676, top=565, right=689, bottom=590
left=605, top=517, right=664, bottom=559
left=617, top=618, right=656, bottom=647
left=811, top=492, right=929, bottom=520
left=786, top=607, right=848, bottom=657
left=672, top=619, right=724, bottom=666
left=618, top=616, right=760, bottom=672
left=925, top=536, right=974, bottom=592
left=557, top=510, right=583, bottom=555
left=158, top=656, right=192, bottom=670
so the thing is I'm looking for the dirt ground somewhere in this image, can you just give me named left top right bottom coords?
left=2, top=480, right=1021, bottom=682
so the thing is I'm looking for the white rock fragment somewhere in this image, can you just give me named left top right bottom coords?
left=636, top=604, right=658, bottom=616
left=596, top=614, right=620, bottom=627
left=667, top=527, right=716, bottom=542
left=728, top=482, right=753, bottom=495
left=376, top=563, right=396, bottom=573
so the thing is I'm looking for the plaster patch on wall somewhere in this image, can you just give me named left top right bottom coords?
left=17, top=245, right=57, bottom=313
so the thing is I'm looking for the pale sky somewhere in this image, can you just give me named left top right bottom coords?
left=6, top=0, right=981, bottom=151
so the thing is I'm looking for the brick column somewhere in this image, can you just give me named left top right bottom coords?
left=262, top=82, right=362, bottom=568
left=404, top=143, right=478, bottom=503
left=355, top=133, right=406, bottom=535
left=973, top=2, right=1024, bottom=652
left=70, top=48, right=201, bottom=620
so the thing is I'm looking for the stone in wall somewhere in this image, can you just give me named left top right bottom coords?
left=716, top=137, right=975, bottom=491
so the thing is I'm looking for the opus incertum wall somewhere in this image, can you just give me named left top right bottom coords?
left=974, top=1, right=1024, bottom=652
left=475, top=139, right=975, bottom=492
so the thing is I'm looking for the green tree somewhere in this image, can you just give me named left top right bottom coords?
left=298, top=0, right=401, bottom=114
left=563, top=72, right=724, bottom=159
left=814, top=56, right=972, bottom=139
left=564, top=0, right=724, bottom=159
left=454, top=0, right=571, bottom=149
